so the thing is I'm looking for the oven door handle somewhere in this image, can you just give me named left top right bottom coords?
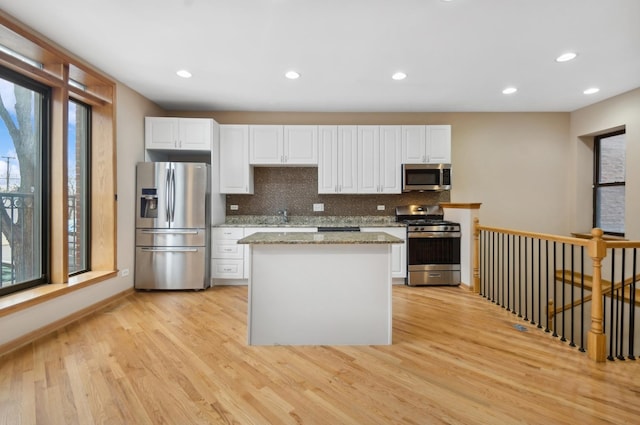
left=408, top=232, right=461, bottom=238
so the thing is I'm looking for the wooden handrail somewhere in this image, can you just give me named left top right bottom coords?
left=476, top=224, right=591, bottom=247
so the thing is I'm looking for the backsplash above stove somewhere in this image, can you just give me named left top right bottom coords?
left=225, top=167, right=450, bottom=217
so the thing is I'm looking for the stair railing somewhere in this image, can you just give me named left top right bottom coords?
left=473, top=219, right=639, bottom=362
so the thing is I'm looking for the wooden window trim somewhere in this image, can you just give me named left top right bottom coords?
left=0, top=13, right=117, bottom=299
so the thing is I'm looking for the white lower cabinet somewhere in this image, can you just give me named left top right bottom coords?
left=360, top=227, right=407, bottom=279
left=211, top=227, right=245, bottom=282
left=212, top=225, right=405, bottom=283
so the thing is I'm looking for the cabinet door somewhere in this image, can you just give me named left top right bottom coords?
left=220, top=125, right=253, bottom=194
left=250, top=125, right=283, bottom=164
left=145, top=117, right=178, bottom=149
left=379, top=126, right=402, bottom=194
left=357, top=126, right=379, bottom=193
left=337, top=126, right=358, bottom=193
left=402, top=125, right=427, bottom=163
left=360, top=227, right=407, bottom=279
left=318, top=126, right=338, bottom=193
left=284, top=125, right=318, bottom=164
left=426, top=125, right=451, bottom=163
left=179, top=118, right=212, bottom=151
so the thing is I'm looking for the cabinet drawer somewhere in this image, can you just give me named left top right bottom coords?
left=212, top=259, right=244, bottom=279
left=212, top=227, right=244, bottom=239
left=212, top=241, right=243, bottom=259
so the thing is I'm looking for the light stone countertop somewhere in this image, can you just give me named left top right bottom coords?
left=219, top=215, right=405, bottom=228
left=237, top=231, right=404, bottom=245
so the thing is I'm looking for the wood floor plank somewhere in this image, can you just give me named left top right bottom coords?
left=2, top=285, right=640, bottom=424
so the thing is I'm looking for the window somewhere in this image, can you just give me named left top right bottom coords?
left=0, top=68, right=48, bottom=296
left=68, top=100, right=90, bottom=275
left=0, top=16, right=117, bottom=304
left=594, top=130, right=626, bottom=236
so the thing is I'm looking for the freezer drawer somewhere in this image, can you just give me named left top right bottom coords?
left=135, top=246, right=209, bottom=290
left=136, top=228, right=206, bottom=247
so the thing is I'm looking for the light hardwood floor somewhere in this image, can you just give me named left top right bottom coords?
left=1, top=285, right=639, bottom=424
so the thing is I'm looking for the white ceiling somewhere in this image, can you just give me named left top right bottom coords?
left=1, top=0, right=639, bottom=112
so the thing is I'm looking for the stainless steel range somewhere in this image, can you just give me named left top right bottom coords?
left=396, top=205, right=461, bottom=286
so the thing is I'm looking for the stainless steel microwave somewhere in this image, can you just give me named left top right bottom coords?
left=402, top=164, right=451, bottom=192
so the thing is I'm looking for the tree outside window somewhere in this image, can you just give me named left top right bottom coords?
left=0, top=70, right=46, bottom=295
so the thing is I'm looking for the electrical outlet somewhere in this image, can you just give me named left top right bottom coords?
left=377, top=205, right=385, bottom=211
left=230, top=205, right=239, bottom=211
left=120, top=268, right=130, bottom=277
left=313, top=203, right=324, bottom=212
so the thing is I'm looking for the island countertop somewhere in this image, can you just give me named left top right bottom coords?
left=237, top=231, right=403, bottom=245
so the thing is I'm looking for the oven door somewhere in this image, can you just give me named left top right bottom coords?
left=407, top=232, right=461, bottom=286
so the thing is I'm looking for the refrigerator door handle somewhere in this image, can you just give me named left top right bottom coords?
left=140, top=229, right=200, bottom=235
left=164, top=167, right=171, bottom=221
left=140, top=247, right=199, bottom=253
left=170, top=166, right=176, bottom=223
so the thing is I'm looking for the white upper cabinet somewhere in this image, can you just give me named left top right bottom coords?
left=427, top=125, right=452, bottom=163
left=379, top=126, right=402, bottom=193
left=219, top=125, right=254, bottom=194
left=318, top=126, right=338, bottom=193
left=284, top=125, right=318, bottom=164
left=358, top=126, right=401, bottom=194
left=318, top=126, right=358, bottom=194
left=401, top=126, right=427, bottom=163
left=250, top=125, right=318, bottom=165
left=145, top=117, right=212, bottom=151
left=401, top=125, right=451, bottom=164
left=249, top=125, right=283, bottom=164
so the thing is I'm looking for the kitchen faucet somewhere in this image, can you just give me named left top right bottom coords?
left=277, top=209, right=288, bottom=223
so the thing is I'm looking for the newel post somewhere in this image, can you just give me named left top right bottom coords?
left=473, top=217, right=480, bottom=293
left=587, top=228, right=607, bottom=362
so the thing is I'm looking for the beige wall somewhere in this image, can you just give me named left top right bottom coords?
left=0, top=83, right=163, bottom=347
left=174, top=110, right=572, bottom=233
left=3, top=82, right=636, bottom=348
left=570, top=88, right=640, bottom=239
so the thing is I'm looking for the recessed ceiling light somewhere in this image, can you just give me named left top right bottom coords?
left=176, top=69, right=192, bottom=78
left=584, top=87, right=600, bottom=95
left=392, top=72, right=407, bottom=81
left=556, top=52, right=577, bottom=62
left=285, top=70, right=300, bottom=79
left=502, top=87, right=517, bottom=95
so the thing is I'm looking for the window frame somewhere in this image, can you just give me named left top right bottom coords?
left=0, top=12, right=117, bottom=304
left=67, top=98, right=91, bottom=276
left=592, top=129, right=626, bottom=237
left=0, top=66, right=50, bottom=296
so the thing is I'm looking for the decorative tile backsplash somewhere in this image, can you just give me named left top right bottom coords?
left=225, top=167, right=450, bottom=217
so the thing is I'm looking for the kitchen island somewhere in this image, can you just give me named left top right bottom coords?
left=237, top=231, right=403, bottom=346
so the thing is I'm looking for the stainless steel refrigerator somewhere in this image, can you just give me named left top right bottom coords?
left=135, top=162, right=210, bottom=290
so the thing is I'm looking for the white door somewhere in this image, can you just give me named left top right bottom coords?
left=250, top=125, right=283, bottom=164
left=426, top=125, right=451, bottom=163
left=145, top=117, right=178, bottom=149
left=284, top=125, right=318, bottom=164
left=318, top=126, right=338, bottom=193
left=179, top=118, right=212, bottom=151
left=379, top=126, right=402, bottom=193
left=402, top=125, right=427, bottom=163
left=337, top=126, right=358, bottom=193
left=357, top=126, right=379, bottom=193
left=220, top=125, right=253, bottom=194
